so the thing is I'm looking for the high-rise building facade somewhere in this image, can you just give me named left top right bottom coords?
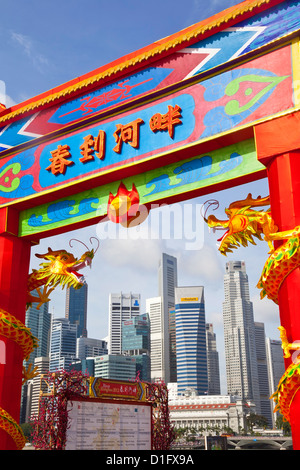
left=71, top=358, right=96, bottom=376
left=146, top=296, right=165, bottom=382
left=158, top=253, right=178, bottom=383
left=108, top=292, right=140, bottom=355
left=94, top=355, right=136, bottom=381
left=223, top=261, right=261, bottom=413
left=266, top=337, right=285, bottom=427
left=206, top=323, right=221, bottom=395
left=65, top=284, right=88, bottom=338
left=21, top=292, right=51, bottom=422
left=49, top=318, right=78, bottom=372
left=76, top=337, right=108, bottom=360
left=122, top=313, right=151, bottom=381
left=254, top=322, right=272, bottom=426
left=29, top=357, right=50, bottom=420
left=175, top=286, right=208, bottom=396
left=24, top=291, right=51, bottom=364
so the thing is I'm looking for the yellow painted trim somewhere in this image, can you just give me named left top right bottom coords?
left=0, top=0, right=275, bottom=125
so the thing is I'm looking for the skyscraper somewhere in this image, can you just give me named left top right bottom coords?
left=21, top=291, right=51, bottom=422
left=49, top=318, right=78, bottom=372
left=206, top=323, right=221, bottom=395
left=24, top=290, right=51, bottom=364
left=29, top=357, right=50, bottom=419
left=175, top=286, right=208, bottom=396
left=65, top=284, right=88, bottom=338
left=254, top=322, right=272, bottom=426
left=146, top=296, right=165, bottom=382
left=223, top=261, right=261, bottom=413
left=76, top=337, right=108, bottom=360
left=266, top=338, right=285, bottom=427
left=122, top=313, right=151, bottom=381
left=158, top=253, right=178, bottom=383
left=94, top=355, right=137, bottom=381
left=108, top=292, right=140, bottom=355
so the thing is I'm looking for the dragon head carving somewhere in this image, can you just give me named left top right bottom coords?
left=33, top=237, right=99, bottom=290
left=202, top=194, right=274, bottom=255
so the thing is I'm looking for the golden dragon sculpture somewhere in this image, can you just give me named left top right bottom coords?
left=0, top=238, right=98, bottom=449
left=203, top=194, right=300, bottom=424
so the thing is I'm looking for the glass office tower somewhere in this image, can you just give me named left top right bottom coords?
left=122, top=313, right=151, bottom=381
left=65, top=284, right=88, bottom=338
left=175, top=286, right=208, bottom=396
left=24, top=290, right=51, bottom=364
left=49, top=318, right=77, bottom=372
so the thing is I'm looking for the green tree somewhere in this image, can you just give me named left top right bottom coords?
left=276, top=415, right=291, bottom=436
left=246, top=413, right=268, bottom=433
left=20, top=422, right=34, bottom=442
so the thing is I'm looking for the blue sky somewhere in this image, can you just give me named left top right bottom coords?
left=1, top=0, right=282, bottom=393
left=1, top=0, right=242, bottom=105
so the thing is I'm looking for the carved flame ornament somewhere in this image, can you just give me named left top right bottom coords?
left=107, top=182, right=148, bottom=228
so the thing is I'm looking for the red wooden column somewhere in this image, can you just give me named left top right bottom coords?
left=255, top=111, right=300, bottom=449
left=0, top=208, right=32, bottom=450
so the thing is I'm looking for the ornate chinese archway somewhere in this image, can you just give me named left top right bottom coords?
left=0, top=0, right=300, bottom=449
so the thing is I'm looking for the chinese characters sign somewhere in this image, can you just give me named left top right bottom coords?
left=89, top=377, right=146, bottom=401
left=0, top=45, right=294, bottom=208
left=45, top=105, right=182, bottom=177
left=38, top=94, right=191, bottom=190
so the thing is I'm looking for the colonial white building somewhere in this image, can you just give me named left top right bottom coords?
left=168, top=385, right=256, bottom=434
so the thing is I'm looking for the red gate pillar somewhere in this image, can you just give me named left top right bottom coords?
left=255, top=111, right=300, bottom=449
left=0, top=208, right=32, bottom=450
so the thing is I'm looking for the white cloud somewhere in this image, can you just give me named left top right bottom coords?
left=0, top=80, right=16, bottom=107
left=99, top=237, right=162, bottom=272
left=10, top=30, right=50, bottom=73
left=11, top=32, right=32, bottom=56
left=179, top=244, right=224, bottom=286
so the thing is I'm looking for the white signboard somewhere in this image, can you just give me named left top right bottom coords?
left=65, top=399, right=152, bottom=450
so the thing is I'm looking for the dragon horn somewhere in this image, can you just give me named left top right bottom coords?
left=228, top=193, right=270, bottom=210
left=69, top=239, right=89, bottom=251
left=35, top=247, right=55, bottom=259
left=89, top=237, right=100, bottom=254
left=200, top=199, right=220, bottom=222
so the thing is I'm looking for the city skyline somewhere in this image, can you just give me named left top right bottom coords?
left=30, top=177, right=281, bottom=394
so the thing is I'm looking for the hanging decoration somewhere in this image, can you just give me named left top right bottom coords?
left=203, top=193, right=300, bottom=424
left=107, top=182, right=148, bottom=227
